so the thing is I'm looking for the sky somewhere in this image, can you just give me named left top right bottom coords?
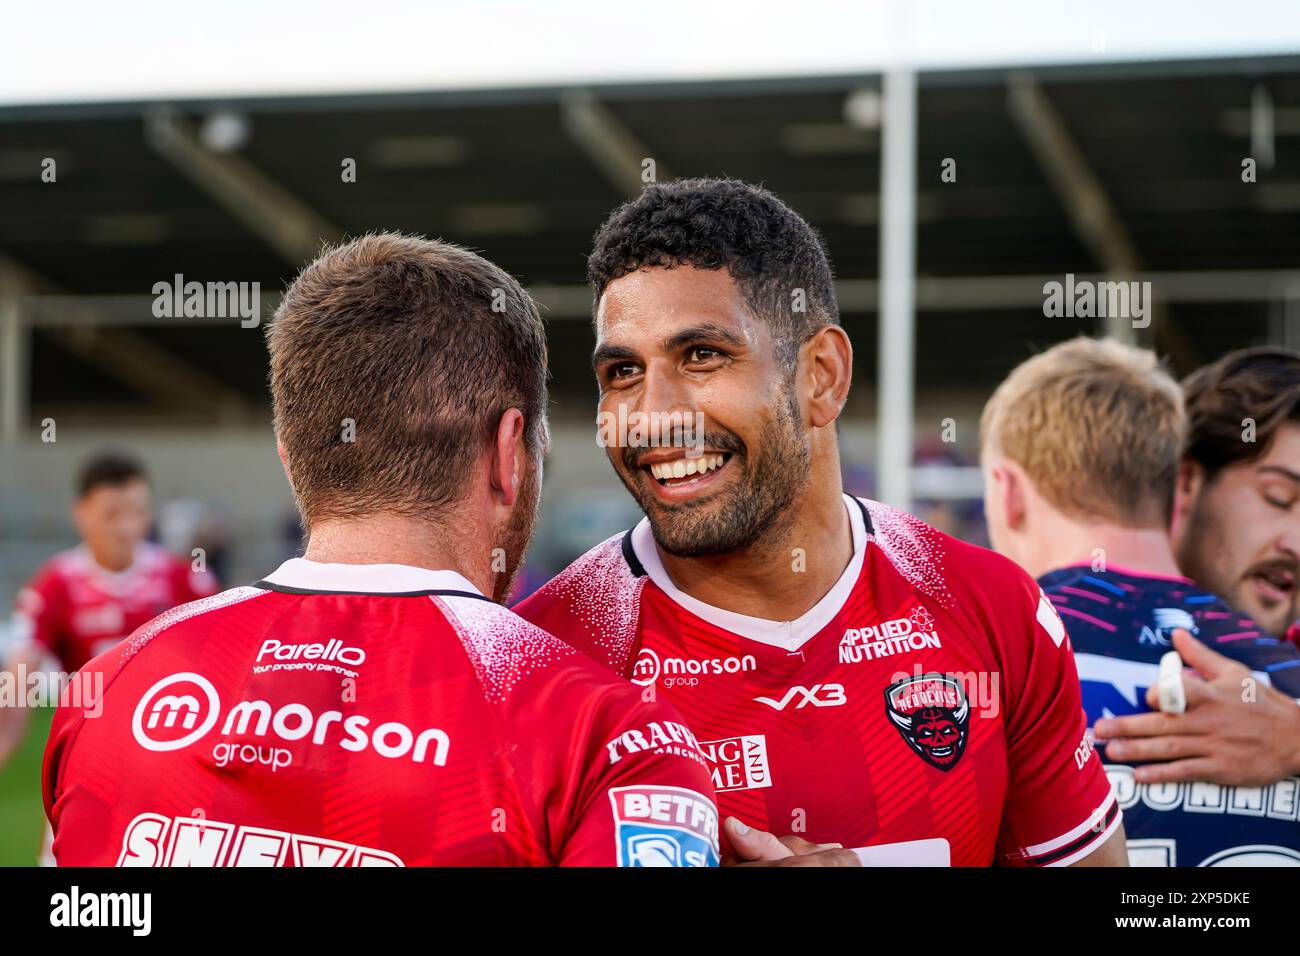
left=2, top=0, right=1300, bottom=105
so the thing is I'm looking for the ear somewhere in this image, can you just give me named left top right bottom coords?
left=490, top=409, right=527, bottom=507
left=1170, top=457, right=1204, bottom=530
left=276, top=441, right=293, bottom=486
left=802, top=325, right=853, bottom=429
left=995, top=459, right=1029, bottom=532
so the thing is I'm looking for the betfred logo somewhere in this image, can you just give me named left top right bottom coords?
left=840, top=606, right=941, bottom=664
left=132, top=673, right=222, bottom=752
left=630, top=646, right=757, bottom=687
left=609, top=786, right=719, bottom=867
left=257, top=638, right=366, bottom=667
left=884, top=673, right=970, bottom=772
left=698, top=735, right=772, bottom=792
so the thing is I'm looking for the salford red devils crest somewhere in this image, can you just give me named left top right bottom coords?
left=884, top=674, right=970, bottom=771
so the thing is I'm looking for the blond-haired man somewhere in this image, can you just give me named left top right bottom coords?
left=981, top=337, right=1300, bottom=867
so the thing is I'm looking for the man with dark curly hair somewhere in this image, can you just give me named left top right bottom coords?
left=1173, top=348, right=1300, bottom=641
left=517, top=178, right=1127, bottom=867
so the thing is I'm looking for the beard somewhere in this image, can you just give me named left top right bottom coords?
left=491, top=454, right=541, bottom=604
left=1177, top=490, right=1299, bottom=637
left=618, top=385, right=811, bottom=558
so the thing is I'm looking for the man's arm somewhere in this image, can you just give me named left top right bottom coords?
left=1095, top=628, right=1300, bottom=787
left=553, top=688, right=721, bottom=867
left=0, top=645, right=44, bottom=769
left=996, top=574, right=1126, bottom=866
left=1068, top=824, right=1129, bottom=868
left=0, top=573, right=66, bottom=772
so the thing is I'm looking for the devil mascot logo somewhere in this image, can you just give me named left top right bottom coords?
left=884, top=673, right=970, bottom=771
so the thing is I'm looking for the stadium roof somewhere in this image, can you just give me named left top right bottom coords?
left=3, top=53, right=1300, bottom=424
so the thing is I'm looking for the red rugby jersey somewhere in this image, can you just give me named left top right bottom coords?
left=11, top=543, right=219, bottom=673
left=515, top=495, right=1120, bottom=866
left=43, top=559, right=719, bottom=867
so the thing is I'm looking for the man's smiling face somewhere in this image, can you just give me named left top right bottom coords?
left=592, top=265, right=810, bottom=557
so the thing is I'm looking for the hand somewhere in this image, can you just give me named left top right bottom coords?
left=722, top=817, right=860, bottom=867
left=1093, top=628, right=1300, bottom=787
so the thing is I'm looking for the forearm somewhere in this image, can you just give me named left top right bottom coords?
left=1286, top=700, right=1300, bottom=778
left=0, top=701, right=32, bottom=769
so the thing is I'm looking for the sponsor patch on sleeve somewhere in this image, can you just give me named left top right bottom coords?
left=609, top=785, right=719, bottom=867
left=1036, top=589, right=1067, bottom=647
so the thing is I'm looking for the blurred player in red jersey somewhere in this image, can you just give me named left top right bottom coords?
left=43, top=233, right=719, bottom=867
left=0, top=452, right=218, bottom=770
left=516, top=179, right=1128, bottom=866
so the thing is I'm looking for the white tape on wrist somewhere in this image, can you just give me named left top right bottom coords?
left=1157, top=649, right=1186, bottom=714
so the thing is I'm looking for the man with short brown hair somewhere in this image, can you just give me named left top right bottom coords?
left=43, top=232, right=720, bottom=867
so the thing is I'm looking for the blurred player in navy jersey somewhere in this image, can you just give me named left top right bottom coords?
left=982, top=337, right=1300, bottom=866
left=517, top=179, right=1126, bottom=867
left=0, top=452, right=219, bottom=771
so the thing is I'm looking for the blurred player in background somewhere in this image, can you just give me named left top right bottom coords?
left=44, top=233, right=719, bottom=867
left=1173, top=348, right=1300, bottom=641
left=1078, top=346, right=1300, bottom=799
left=981, top=337, right=1300, bottom=866
left=517, top=179, right=1126, bottom=866
left=0, top=452, right=219, bottom=771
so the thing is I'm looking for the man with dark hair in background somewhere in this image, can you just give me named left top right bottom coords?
left=43, top=233, right=719, bottom=867
left=517, top=179, right=1126, bottom=866
left=0, top=452, right=219, bottom=772
left=1173, top=348, right=1300, bottom=641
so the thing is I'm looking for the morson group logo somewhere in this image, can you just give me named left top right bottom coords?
left=884, top=673, right=970, bottom=772
left=132, top=673, right=222, bottom=752
left=131, top=672, right=451, bottom=768
left=630, top=646, right=757, bottom=688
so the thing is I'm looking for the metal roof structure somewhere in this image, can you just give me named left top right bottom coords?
left=2, top=53, right=1299, bottom=429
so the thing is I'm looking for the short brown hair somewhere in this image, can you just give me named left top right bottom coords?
left=267, top=232, right=547, bottom=526
left=980, top=337, right=1185, bottom=527
left=1182, top=346, right=1300, bottom=481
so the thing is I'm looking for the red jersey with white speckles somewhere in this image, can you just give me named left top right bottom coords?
left=516, top=495, right=1119, bottom=866
left=43, top=559, right=719, bottom=867
left=12, top=543, right=219, bottom=673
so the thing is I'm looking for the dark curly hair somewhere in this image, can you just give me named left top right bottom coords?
left=1182, top=346, right=1300, bottom=481
left=587, top=178, right=839, bottom=369
left=76, top=451, right=147, bottom=498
